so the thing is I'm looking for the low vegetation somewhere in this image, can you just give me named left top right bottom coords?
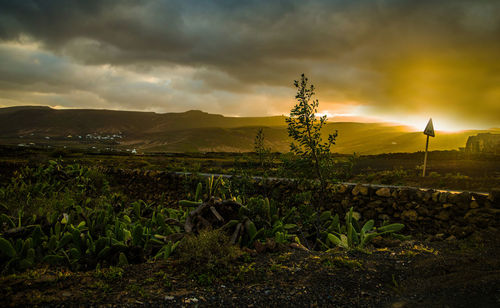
left=0, top=161, right=188, bottom=273
left=0, top=159, right=407, bottom=275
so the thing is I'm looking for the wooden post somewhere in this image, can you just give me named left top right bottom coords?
left=422, top=134, right=429, bottom=177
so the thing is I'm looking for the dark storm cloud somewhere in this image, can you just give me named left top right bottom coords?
left=0, top=0, right=499, bottom=127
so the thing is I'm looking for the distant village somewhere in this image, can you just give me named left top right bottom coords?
left=16, top=132, right=138, bottom=154
left=18, top=132, right=124, bottom=141
left=13, top=131, right=500, bottom=156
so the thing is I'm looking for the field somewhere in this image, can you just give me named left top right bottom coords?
left=0, top=146, right=499, bottom=307
left=1, top=145, right=499, bottom=192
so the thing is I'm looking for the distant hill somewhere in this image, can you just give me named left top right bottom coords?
left=0, top=106, right=498, bottom=154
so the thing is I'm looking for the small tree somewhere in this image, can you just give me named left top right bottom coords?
left=254, top=128, right=270, bottom=167
left=285, top=74, right=337, bottom=192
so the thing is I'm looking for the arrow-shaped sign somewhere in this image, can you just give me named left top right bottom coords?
left=422, top=118, right=435, bottom=177
left=424, top=118, right=435, bottom=137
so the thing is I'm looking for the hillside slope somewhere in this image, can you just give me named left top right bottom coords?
left=0, top=106, right=497, bottom=154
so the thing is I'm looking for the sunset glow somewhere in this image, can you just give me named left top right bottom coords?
left=0, top=1, right=498, bottom=130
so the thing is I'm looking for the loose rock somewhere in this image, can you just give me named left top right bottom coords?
left=376, top=187, right=391, bottom=197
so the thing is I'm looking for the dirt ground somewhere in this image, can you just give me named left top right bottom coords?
left=1, top=229, right=499, bottom=307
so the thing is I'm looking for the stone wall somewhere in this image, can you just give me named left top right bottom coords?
left=324, top=183, right=499, bottom=240
left=105, top=169, right=500, bottom=239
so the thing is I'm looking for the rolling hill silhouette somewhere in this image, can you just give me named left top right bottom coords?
left=0, top=106, right=497, bottom=154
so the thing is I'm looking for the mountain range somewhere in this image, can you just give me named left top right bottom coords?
left=0, top=106, right=497, bottom=154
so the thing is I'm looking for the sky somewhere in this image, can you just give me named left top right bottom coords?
left=0, top=0, right=499, bottom=131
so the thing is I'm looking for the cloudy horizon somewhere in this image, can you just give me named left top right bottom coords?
left=1, top=0, right=499, bottom=131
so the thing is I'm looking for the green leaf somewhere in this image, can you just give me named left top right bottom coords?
left=245, top=220, right=257, bottom=239
left=351, top=226, right=359, bottom=246
left=347, top=223, right=353, bottom=247
left=55, top=222, right=61, bottom=238
left=123, top=229, right=132, bottom=242
left=132, top=224, right=143, bottom=246
left=361, top=220, right=375, bottom=233
left=346, top=207, right=353, bottom=226
left=332, top=214, right=340, bottom=232
left=69, top=247, right=80, bottom=260
left=377, top=223, right=405, bottom=233
left=327, top=233, right=341, bottom=247
left=360, top=233, right=379, bottom=248
left=21, top=238, right=32, bottom=256
left=264, top=198, right=271, bottom=221
left=150, top=238, right=164, bottom=246
left=118, top=252, right=128, bottom=267
left=48, top=235, right=58, bottom=251
left=156, top=213, right=167, bottom=230
left=178, top=200, right=202, bottom=208
left=97, top=246, right=111, bottom=259
left=72, top=229, right=83, bottom=252
left=222, top=219, right=239, bottom=230
left=0, top=237, right=16, bottom=258
left=19, top=258, right=34, bottom=269
left=194, top=182, right=203, bottom=202
left=31, top=225, right=44, bottom=247
left=0, top=214, right=15, bottom=228
left=238, top=206, right=251, bottom=218
left=94, top=238, right=108, bottom=253
left=133, top=202, right=141, bottom=218
left=77, top=221, right=86, bottom=229
left=320, top=211, right=332, bottom=221
left=340, top=234, right=349, bottom=249
left=249, top=228, right=265, bottom=244
left=43, top=254, right=65, bottom=265
left=58, top=233, right=73, bottom=250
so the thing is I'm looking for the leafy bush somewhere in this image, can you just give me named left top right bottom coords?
left=321, top=207, right=405, bottom=249
left=177, top=229, right=240, bottom=281
left=0, top=161, right=185, bottom=273
left=0, top=159, right=110, bottom=223
left=223, top=196, right=298, bottom=247
left=0, top=160, right=408, bottom=275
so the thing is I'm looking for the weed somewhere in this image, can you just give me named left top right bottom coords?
left=90, top=280, right=111, bottom=293
left=324, top=207, right=405, bottom=250
left=240, top=252, right=254, bottom=263
left=177, top=229, right=240, bottom=279
left=269, top=260, right=287, bottom=272
left=154, top=270, right=173, bottom=289
left=236, top=262, right=256, bottom=281
left=94, top=266, right=124, bottom=282
left=126, top=283, right=145, bottom=297
left=321, top=255, right=362, bottom=269
left=196, top=272, right=215, bottom=286
left=390, top=274, right=404, bottom=295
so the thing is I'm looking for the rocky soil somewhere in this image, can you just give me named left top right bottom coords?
left=1, top=229, right=499, bottom=307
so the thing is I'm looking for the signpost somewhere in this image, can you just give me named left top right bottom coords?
left=422, top=118, right=435, bottom=177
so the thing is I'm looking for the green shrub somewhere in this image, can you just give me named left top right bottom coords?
left=177, top=229, right=240, bottom=277
left=323, top=207, right=405, bottom=250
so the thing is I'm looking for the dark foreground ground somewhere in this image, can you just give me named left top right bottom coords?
left=2, top=229, right=499, bottom=307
